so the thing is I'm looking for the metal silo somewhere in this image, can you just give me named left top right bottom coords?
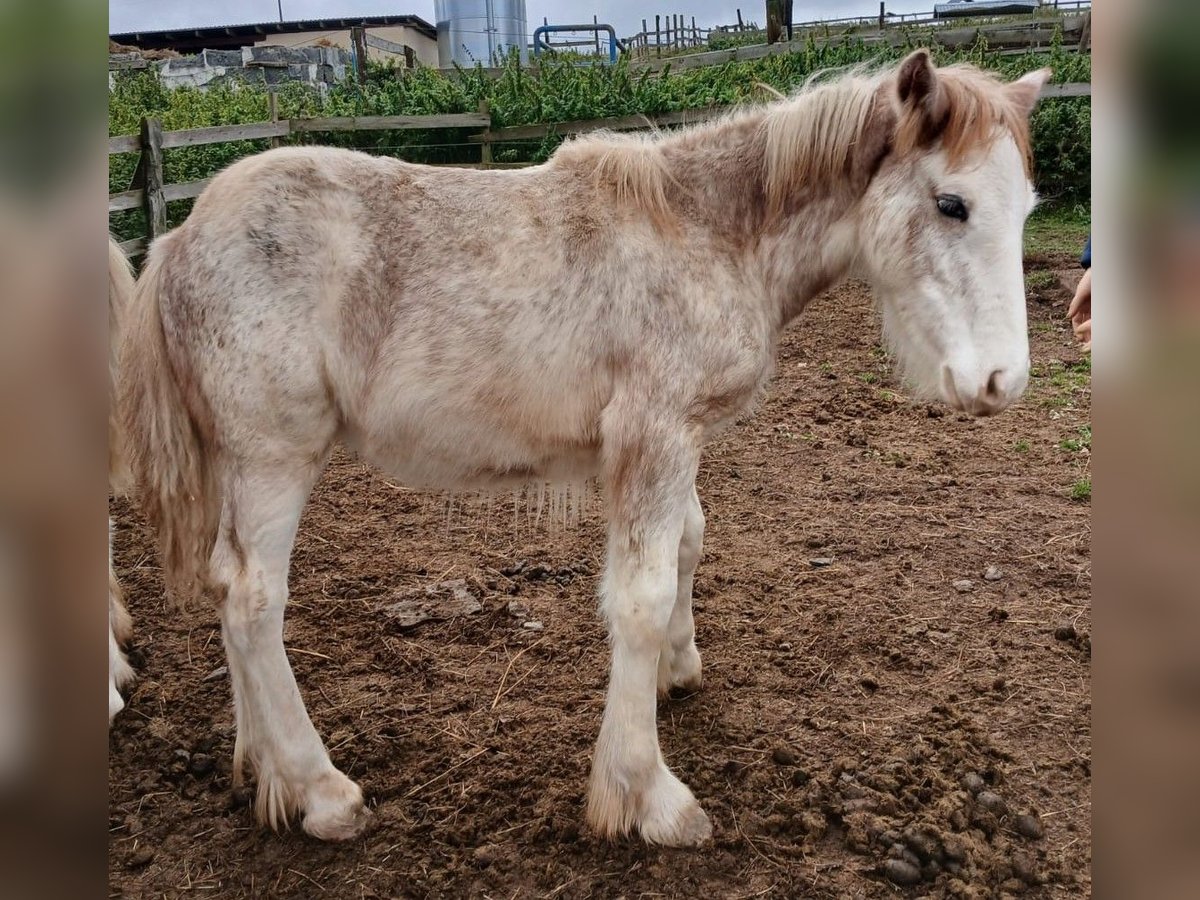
left=435, top=0, right=528, bottom=67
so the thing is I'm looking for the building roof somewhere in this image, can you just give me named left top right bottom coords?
left=111, top=14, right=436, bottom=52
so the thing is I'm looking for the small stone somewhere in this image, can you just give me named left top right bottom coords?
left=203, top=665, right=228, bottom=682
left=790, top=768, right=811, bottom=787
left=778, top=641, right=792, bottom=651
left=522, top=620, right=544, bottom=631
left=499, top=560, right=526, bottom=576
left=188, top=753, right=215, bottom=777
left=1054, top=622, right=1077, bottom=641
left=860, top=675, right=879, bottom=692
left=953, top=579, right=975, bottom=593
left=884, top=858, right=923, bottom=886
left=525, top=565, right=549, bottom=581
left=771, top=745, right=797, bottom=766
left=809, top=557, right=834, bottom=568
left=977, top=790, right=1009, bottom=817
left=984, top=565, right=1004, bottom=581
left=506, top=600, right=529, bottom=619
left=1014, top=813, right=1044, bottom=840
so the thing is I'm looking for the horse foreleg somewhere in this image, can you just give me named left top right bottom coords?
left=586, top=427, right=711, bottom=846
left=215, top=462, right=368, bottom=841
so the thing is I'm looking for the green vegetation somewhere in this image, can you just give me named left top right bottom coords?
left=1025, top=270, right=1056, bottom=291
left=1070, top=478, right=1091, bottom=501
left=109, top=37, right=1090, bottom=240
left=1025, top=203, right=1091, bottom=256
left=1031, top=356, right=1090, bottom=409
left=1013, top=439, right=1031, bottom=453
left=1060, top=425, right=1092, bottom=452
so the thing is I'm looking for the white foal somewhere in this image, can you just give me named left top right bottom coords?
left=118, top=52, right=1049, bottom=843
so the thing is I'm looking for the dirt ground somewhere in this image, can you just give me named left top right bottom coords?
left=109, top=259, right=1091, bottom=899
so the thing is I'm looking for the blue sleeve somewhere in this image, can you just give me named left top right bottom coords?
left=1081, top=236, right=1091, bottom=269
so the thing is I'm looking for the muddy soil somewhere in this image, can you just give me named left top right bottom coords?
left=109, top=263, right=1091, bottom=898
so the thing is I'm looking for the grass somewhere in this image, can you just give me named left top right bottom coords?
left=1013, top=439, right=1031, bottom=453
left=1060, top=425, right=1092, bottom=452
left=1031, top=356, right=1090, bottom=409
left=1025, top=270, right=1057, bottom=291
left=1070, top=478, right=1092, bottom=501
left=1025, top=204, right=1091, bottom=257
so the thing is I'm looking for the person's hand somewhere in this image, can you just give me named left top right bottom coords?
left=1067, top=268, right=1091, bottom=352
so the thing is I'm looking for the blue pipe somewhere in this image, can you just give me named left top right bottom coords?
left=533, top=23, right=619, bottom=63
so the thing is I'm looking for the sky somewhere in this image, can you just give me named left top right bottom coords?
left=110, top=1, right=934, bottom=39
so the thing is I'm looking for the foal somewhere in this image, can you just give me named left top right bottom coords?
left=118, top=51, right=1048, bottom=845
left=108, top=237, right=136, bottom=722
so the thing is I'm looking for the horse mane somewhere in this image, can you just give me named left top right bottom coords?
left=760, top=66, right=886, bottom=217
left=551, top=57, right=1036, bottom=227
left=551, top=130, right=679, bottom=231
left=894, top=62, right=1036, bottom=174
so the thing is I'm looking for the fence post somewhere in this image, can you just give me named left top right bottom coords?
left=655, top=15, right=661, bottom=57
left=1078, top=10, right=1091, bottom=51
left=267, top=92, right=282, bottom=148
left=350, top=26, right=368, bottom=82
left=478, top=100, right=493, bottom=169
left=766, top=0, right=784, bottom=44
left=139, top=117, right=167, bottom=241
left=736, top=8, right=744, bottom=31
left=879, top=2, right=886, bottom=29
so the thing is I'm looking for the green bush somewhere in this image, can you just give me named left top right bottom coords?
left=109, top=38, right=1090, bottom=241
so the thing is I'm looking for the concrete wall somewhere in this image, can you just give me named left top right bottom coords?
left=260, top=25, right=439, bottom=66
left=109, top=28, right=438, bottom=92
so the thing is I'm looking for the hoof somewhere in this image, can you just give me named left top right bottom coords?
left=638, top=774, right=712, bottom=847
left=302, top=771, right=370, bottom=842
left=657, top=643, right=703, bottom=697
left=109, top=680, right=125, bottom=723
left=587, top=764, right=712, bottom=848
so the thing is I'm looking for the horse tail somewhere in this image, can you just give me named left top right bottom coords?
left=108, top=237, right=136, bottom=496
left=117, top=238, right=220, bottom=606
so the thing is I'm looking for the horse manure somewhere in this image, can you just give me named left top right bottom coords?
left=771, top=745, right=798, bottom=766
left=1014, top=813, right=1044, bottom=840
left=884, top=858, right=923, bottom=885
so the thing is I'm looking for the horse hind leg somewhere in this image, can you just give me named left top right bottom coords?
left=657, top=486, right=704, bottom=697
left=213, top=457, right=368, bottom=841
left=109, top=519, right=134, bottom=723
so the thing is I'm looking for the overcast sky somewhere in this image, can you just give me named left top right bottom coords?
left=110, top=2, right=933, bottom=38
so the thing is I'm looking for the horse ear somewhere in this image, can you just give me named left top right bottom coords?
left=1007, top=67, right=1051, bottom=118
left=896, top=49, right=947, bottom=138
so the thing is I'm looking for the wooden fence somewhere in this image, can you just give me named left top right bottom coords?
left=625, top=2, right=1091, bottom=61
left=110, top=82, right=1090, bottom=256
left=109, top=106, right=495, bottom=256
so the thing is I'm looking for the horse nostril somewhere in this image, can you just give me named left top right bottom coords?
left=985, top=369, right=1004, bottom=403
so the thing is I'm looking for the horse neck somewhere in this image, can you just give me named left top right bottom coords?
left=659, top=114, right=864, bottom=329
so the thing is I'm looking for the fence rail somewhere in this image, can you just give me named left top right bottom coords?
left=110, top=84, right=1089, bottom=255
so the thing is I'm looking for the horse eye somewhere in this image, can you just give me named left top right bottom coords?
left=936, top=194, right=969, bottom=222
